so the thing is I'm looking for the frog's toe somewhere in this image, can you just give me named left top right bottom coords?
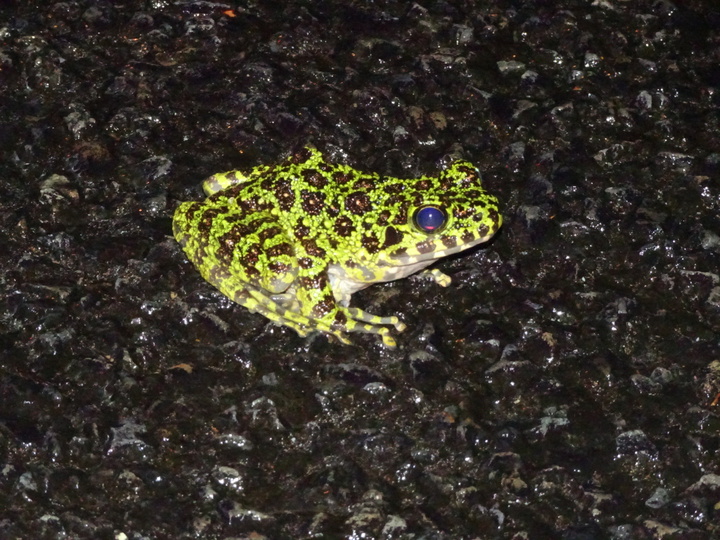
left=379, top=329, right=397, bottom=348
left=332, top=331, right=353, bottom=345
left=422, top=268, right=452, bottom=287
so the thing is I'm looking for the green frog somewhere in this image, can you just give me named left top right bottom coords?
left=173, top=146, right=501, bottom=347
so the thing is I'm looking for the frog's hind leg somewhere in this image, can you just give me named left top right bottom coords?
left=288, top=271, right=405, bottom=347
left=241, top=286, right=352, bottom=344
left=233, top=285, right=399, bottom=347
left=233, top=287, right=318, bottom=340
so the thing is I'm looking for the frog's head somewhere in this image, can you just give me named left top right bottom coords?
left=375, top=160, right=501, bottom=270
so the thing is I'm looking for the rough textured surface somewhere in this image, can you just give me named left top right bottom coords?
left=1, top=1, right=719, bottom=538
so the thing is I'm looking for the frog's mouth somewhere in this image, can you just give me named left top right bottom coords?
left=386, top=232, right=496, bottom=265
left=328, top=223, right=501, bottom=298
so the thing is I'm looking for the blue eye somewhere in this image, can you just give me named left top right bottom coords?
left=413, top=206, right=446, bottom=233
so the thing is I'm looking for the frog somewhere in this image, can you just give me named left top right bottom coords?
left=173, top=146, right=501, bottom=347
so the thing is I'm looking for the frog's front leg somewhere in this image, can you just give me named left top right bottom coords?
left=418, top=268, right=452, bottom=287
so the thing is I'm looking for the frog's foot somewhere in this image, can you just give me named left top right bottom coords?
left=345, top=307, right=406, bottom=332
left=278, top=320, right=354, bottom=346
left=237, top=287, right=402, bottom=347
left=343, top=307, right=406, bottom=347
left=243, top=287, right=358, bottom=345
left=259, top=290, right=405, bottom=347
left=419, top=268, right=452, bottom=287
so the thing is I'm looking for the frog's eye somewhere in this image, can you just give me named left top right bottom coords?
left=413, top=206, right=446, bottom=233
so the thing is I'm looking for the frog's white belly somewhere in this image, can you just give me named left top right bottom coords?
left=327, top=261, right=435, bottom=306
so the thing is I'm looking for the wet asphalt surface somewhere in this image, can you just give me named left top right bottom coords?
left=1, top=1, right=719, bottom=539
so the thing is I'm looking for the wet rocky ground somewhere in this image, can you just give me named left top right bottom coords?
left=1, top=1, right=719, bottom=538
